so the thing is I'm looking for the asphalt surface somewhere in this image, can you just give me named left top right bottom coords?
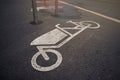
left=0, top=0, right=120, bottom=80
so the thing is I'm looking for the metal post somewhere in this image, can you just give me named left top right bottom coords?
left=31, top=0, right=42, bottom=25
left=55, top=0, right=58, bottom=16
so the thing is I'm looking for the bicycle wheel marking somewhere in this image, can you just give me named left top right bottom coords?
left=30, top=20, right=100, bottom=72
left=31, top=49, right=62, bottom=71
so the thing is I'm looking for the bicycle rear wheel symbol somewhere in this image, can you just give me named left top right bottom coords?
left=31, top=48, right=62, bottom=71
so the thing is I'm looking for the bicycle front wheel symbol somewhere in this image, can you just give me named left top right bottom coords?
left=31, top=49, right=63, bottom=71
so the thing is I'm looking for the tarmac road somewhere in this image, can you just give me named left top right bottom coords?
left=63, top=0, right=120, bottom=19
left=0, top=0, right=120, bottom=80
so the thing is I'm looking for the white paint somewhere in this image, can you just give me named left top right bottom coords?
left=31, top=28, right=68, bottom=45
left=31, top=20, right=100, bottom=71
left=59, top=1, right=120, bottom=23
left=79, top=21, right=100, bottom=29
left=37, top=46, right=50, bottom=60
left=56, top=24, right=73, bottom=36
left=54, top=21, right=100, bottom=48
left=31, top=49, right=62, bottom=71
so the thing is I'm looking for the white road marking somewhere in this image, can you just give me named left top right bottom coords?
left=31, top=28, right=68, bottom=45
left=31, top=49, right=62, bottom=71
left=31, top=21, right=100, bottom=71
left=59, top=1, right=120, bottom=23
left=54, top=21, right=100, bottom=48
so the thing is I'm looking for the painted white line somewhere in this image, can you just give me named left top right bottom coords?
left=59, top=1, right=120, bottom=23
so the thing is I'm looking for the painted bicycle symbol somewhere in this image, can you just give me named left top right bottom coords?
left=30, top=20, right=100, bottom=71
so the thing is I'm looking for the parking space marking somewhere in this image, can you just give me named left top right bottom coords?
left=60, top=1, right=120, bottom=23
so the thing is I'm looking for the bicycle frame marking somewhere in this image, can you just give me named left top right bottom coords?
left=31, top=21, right=100, bottom=48
left=30, top=20, right=100, bottom=71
